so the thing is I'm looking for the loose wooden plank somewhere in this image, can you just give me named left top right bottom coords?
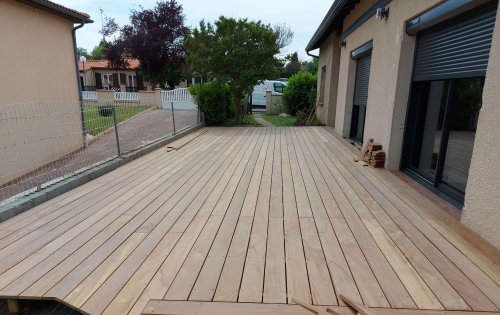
left=141, top=300, right=500, bottom=315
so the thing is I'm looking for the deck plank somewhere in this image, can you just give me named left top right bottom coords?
left=0, top=127, right=497, bottom=315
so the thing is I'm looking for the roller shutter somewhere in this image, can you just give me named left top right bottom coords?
left=353, top=54, right=372, bottom=106
left=413, top=3, right=497, bottom=82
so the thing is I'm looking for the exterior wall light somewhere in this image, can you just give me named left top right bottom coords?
left=376, top=7, right=389, bottom=20
left=340, top=40, right=347, bottom=48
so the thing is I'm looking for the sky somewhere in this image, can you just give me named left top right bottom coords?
left=56, top=0, right=332, bottom=60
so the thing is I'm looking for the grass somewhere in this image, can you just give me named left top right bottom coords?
left=84, top=105, right=149, bottom=136
left=263, top=114, right=297, bottom=126
left=223, top=114, right=261, bottom=126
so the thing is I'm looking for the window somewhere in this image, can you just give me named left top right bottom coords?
left=273, top=82, right=285, bottom=93
left=127, top=75, right=137, bottom=87
left=319, top=65, right=326, bottom=105
left=102, top=74, right=113, bottom=87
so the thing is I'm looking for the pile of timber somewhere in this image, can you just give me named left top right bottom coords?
left=362, top=138, right=386, bottom=168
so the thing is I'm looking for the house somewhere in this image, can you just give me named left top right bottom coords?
left=307, top=0, right=500, bottom=247
left=0, top=0, right=91, bottom=187
left=79, top=59, right=153, bottom=92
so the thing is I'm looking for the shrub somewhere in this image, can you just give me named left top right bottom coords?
left=98, top=105, right=114, bottom=117
left=283, top=71, right=318, bottom=115
left=189, top=81, right=232, bottom=125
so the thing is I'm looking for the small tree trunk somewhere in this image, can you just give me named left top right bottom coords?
left=234, top=89, right=244, bottom=123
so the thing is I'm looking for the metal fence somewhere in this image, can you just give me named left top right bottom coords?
left=0, top=89, right=201, bottom=202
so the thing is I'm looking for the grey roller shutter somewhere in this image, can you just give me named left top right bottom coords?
left=353, top=53, right=372, bottom=106
left=413, top=3, right=497, bottom=82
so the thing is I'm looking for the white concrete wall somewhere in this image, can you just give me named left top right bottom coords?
left=461, top=3, right=500, bottom=249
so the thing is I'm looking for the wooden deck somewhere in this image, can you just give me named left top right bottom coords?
left=0, top=127, right=498, bottom=315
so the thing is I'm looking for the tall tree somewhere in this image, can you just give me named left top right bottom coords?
left=186, top=17, right=290, bottom=121
left=105, top=0, right=188, bottom=88
left=91, top=39, right=108, bottom=60
left=281, top=52, right=301, bottom=78
left=77, top=47, right=91, bottom=59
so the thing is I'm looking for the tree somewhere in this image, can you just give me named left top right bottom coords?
left=301, top=57, right=319, bottom=73
left=77, top=47, right=91, bottom=59
left=91, top=39, right=108, bottom=60
left=185, top=17, right=289, bottom=121
left=105, top=0, right=188, bottom=88
left=280, top=52, right=301, bottom=78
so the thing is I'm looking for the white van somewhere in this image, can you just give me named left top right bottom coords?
left=250, top=80, right=287, bottom=108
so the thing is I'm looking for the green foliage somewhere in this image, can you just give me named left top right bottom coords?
left=189, top=82, right=232, bottom=125
left=77, top=47, right=91, bottom=59
left=301, top=58, right=319, bottom=73
left=91, top=39, right=108, bottom=60
left=280, top=52, right=301, bottom=78
left=263, top=114, right=296, bottom=126
left=283, top=71, right=318, bottom=115
left=185, top=17, right=285, bottom=121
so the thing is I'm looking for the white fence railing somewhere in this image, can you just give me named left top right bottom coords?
left=114, top=92, right=140, bottom=101
left=82, top=91, right=97, bottom=101
left=161, top=88, right=197, bottom=110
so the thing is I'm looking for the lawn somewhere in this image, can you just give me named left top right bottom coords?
left=224, top=114, right=261, bottom=126
left=263, top=114, right=297, bottom=126
left=84, top=105, right=149, bottom=136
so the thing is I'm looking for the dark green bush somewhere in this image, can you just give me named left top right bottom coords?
left=189, top=81, right=232, bottom=124
left=98, top=105, right=114, bottom=117
left=283, top=71, right=318, bottom=115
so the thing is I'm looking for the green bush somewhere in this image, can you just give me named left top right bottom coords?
left=283, top=71, right=318, bottom=115
left=189, top=82, right=232, bottom=124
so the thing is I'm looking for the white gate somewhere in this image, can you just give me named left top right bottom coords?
left=161, top=88, right=196, bottom=110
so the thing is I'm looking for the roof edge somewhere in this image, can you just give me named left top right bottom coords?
left=19, top=0, right=93, bottom=23
left=305, top=0, right=348, bottom=52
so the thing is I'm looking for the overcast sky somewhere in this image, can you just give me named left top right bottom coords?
left=56, top=0, right=331, bottom=60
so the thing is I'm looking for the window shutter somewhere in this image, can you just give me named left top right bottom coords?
left=95, top=72, right=102, bottom=89
left=120, top=73, right=126, bottom=85
left=112, top=73, right=119, bottom=87
left=413, top=3, right=497, bottom=81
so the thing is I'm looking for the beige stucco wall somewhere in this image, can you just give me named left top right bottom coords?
left=316, top=32, right=341, bottom=126
left=331, top=0, right=443, bottom=169
left=461, top=3, right=500, bottom=249
left=0, top=0, right=84, bottom=186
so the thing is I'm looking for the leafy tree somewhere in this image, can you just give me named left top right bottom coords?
left=105, top=0, right=188, bottom=88
left=280, top=52, right=301, bottom=78
left=301, top=57, right=319, bottom=73
left=77, top=47, right=91, bottom=59
left=186, top=17, right=290, bottom=121
left=91, top=39, right=108, bottom=60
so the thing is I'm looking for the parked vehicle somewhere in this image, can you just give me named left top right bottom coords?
left=249, top=80, right=288, bottom=108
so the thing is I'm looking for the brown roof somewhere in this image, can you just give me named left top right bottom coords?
left=79, top=59, right=141, bottom=71
left=19, top=0, right=93, bottom=23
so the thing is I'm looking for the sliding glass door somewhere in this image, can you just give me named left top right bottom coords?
left=404, top=77, right=483, bottom=201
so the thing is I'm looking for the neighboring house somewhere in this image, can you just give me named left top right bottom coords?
left=0, top=0, right=91, bottom=187
left=307, top=0, right=500, bottom=247
left=79, top=59, right=153, bottom=92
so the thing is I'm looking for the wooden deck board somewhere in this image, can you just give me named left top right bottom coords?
left=0, top=127, right=497, bottom=315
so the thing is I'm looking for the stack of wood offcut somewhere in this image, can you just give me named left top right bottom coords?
left=362, top=138, right=386, bottom=168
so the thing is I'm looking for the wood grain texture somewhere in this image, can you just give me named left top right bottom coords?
left=0, top=127, right=497, bottom=315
